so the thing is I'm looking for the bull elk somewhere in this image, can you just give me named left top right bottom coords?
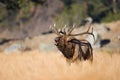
left=51, top=23, right=95, bottom=64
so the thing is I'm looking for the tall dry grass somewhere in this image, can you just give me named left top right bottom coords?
left=0, top=50, right=120, bottom=80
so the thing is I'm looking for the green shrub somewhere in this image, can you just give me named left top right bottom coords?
left=102, top=12, right=120, bottom=22
left=55, top=3, right=88, bottom=28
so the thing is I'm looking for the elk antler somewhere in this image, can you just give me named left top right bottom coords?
left=50, top=24, right=60, bottom=35
left=50, top=23, right=68, bottom=35
left=59, top=25, right=67, bottom=35
left=63, top=25, right=67, bottom=35
left=69, top=23, right=95, bottom=41
left=67, top=24, right=76, bottom=35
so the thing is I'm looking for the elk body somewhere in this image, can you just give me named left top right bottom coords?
left=51, top=24, right=95, bottom=63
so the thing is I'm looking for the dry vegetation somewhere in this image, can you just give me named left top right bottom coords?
left=0, top=50, right=120, bottom=80
left=0, top=21, right=120, bottom=80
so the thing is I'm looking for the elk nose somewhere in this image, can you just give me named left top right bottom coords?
left=55, top=37, right=60, bottom=43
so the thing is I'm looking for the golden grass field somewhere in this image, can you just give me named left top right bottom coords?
left=0, top=50, right=120, bottom=80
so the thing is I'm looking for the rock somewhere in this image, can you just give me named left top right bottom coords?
left=39, top=43, right=56, bottom=52
left=94, top=23, right=110, bottom=35
left=80, top=17, right=93, bottom=26
left=4, top=43, right=23, bottom=54
left=86, top=31, right=101, bottom=48
left=85, top=17, right=93, bottom=23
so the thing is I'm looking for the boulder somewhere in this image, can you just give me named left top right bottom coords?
left=39, top=43, right=56, bottom=52
left=86, top=31, right=101, bottom=48
left=4, top=43, right=23, bottom=54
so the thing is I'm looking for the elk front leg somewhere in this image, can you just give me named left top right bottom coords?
left=66, top=44, right=79, bottom=65
left=81, top=41, right=93, bottom=62
left=71, top=44, right=79, bottom=62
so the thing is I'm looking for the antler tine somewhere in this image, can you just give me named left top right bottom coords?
left=87, top=23, right=92, bottom=32
left=87, top=23, right=95, bottom=41
left=63, top=24, right=67, bottom=34
left=68, top=23, right=76, bottom=35
left=69, top=23, right=95, bottom=41
left=91, top=27, right=95, bottom=41
left=50, top=24, right=60, bottom=35
left=58, top=24, right=67, bottom=35
left=86, top=23, right=95, bottom=41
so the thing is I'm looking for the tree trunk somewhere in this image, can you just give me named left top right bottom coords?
left=112, top=0, right=117, bottom=14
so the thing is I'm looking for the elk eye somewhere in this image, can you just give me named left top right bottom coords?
left=55, top=37, right=60, bottom=42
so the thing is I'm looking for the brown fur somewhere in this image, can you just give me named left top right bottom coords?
left=54, top=35, right=93, bottom=63
left=52, top=23, right=94, bottom=64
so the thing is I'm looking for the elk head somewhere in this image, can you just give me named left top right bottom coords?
left=51, top=23, right=95, bottom=63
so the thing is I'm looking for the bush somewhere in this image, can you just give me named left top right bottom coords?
left=102, top=12, right=120, bottom=22
left=55, top=3, right=88, bottom=28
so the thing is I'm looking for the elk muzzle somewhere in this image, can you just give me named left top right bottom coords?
left=54, top=37, right=61, bottom=46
